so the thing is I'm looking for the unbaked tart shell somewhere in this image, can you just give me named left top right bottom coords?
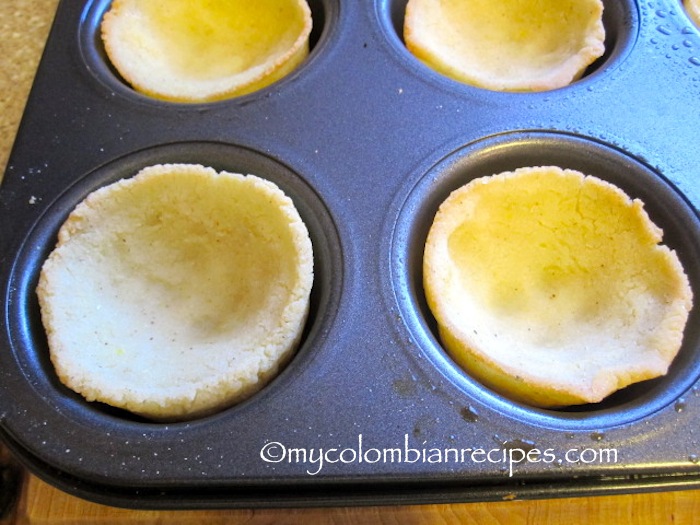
left=37, top=164, right=314, bottom=421
left=101, top=0, right=313, bottom=102
left=404, top=0, right=606, bottom=92
left=423, top=166, right=693, bottom=408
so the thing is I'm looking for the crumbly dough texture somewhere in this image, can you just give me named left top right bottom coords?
left=686, top=0, right=700, bottom=28
left=37, top=164, right=314, bottom=420
left=404, top=0, right=606, bottom=92
left=101, top=0, right=312, bottom=102
left=423, top=166, right=693, bottom=407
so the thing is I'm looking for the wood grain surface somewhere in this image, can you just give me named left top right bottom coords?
left=16, top=476, right=700, bottom=525
left=2, top=1, right=700, bottom=523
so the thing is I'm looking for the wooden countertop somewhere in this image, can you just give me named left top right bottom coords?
left=13, top=476, right=700, bottom=525
left=2, top=1, right=700, bottom=523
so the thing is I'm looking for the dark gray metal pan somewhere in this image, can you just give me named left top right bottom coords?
left=1, top=0, right=699, bottom=508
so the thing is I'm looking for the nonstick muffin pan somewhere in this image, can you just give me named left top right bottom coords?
left=1, top=0, right=699, bottom=509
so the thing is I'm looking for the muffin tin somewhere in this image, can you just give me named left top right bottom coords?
left=1, top=0, right=699, bottom=509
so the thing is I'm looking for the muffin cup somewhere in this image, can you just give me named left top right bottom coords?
left=79, top=0, right=332, bottom=104
left=377, top=0, right=639, bottom=92
left=5, top=141, right=342, bottom=424
left=389, top=131, right=700, bottom=429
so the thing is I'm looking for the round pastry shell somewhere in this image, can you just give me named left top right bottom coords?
left=404, top=0, right=606, bottom=92
left=37, top=163, right=314, bottom=420
left=423, top=166, right=693, bottom=408
left=101, top=0, right=313, bottom=102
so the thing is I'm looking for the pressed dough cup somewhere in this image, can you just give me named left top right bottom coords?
left=37, top=164, right=314, bottom=421
left=101, top=0, right=313, bottom=102
left=423, top=166, right=693, bottom=408
left=404, top=0, right=606, bottom=92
